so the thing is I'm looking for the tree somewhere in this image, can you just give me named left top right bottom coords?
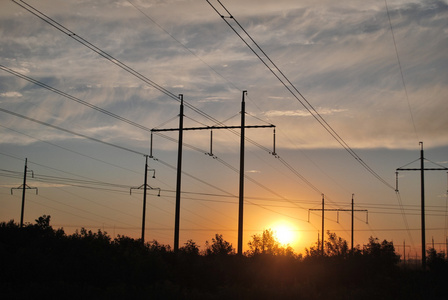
left=35, top=215, right=51, bottom=229
left=363, top=237, right=398, bottom=260
left=427, top=248, right=447, bottom=273
left=71, top=227, right=111, bottom=245
left=205, top=234, right=234, bottom=256
left=361, top=236, right=400, bottom=271
left=305, top=240, right=322, bottom=257
left=147, top=239, right=171, bottom=253
left=247, top=229, right=278, bottom=255
left=305, top=231, right=350, bottom=258
left=32, top=215, right=65, bottom=238
left=179, top=239, right=199, bottom=255
left=246, top=229, right=295, bottom=256
left=325, top=231, right=349, bottom=257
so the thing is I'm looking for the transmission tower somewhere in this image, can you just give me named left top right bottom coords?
left=396, top=141, right=448, bottom=269
left=151, top=91, right=276, bottom=254
left=309, top=194, right=368, bottom=255
left=11, top=158, right=37, bottom=227
left=130, top=155, right=160, bottom=244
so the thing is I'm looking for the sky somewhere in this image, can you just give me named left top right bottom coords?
left=1, top=0, right=447, bottom=256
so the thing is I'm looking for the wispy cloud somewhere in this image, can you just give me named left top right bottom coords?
left=0, top=91, right=22, bottom=98
left=0, top=0, right=446, bottom=150
left=264, top=108, right=347, bottom=117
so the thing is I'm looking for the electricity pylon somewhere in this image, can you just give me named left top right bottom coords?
left=309, top=194, right=368, bottom=255
left=151, top=91, right=276, bottom=254
left=11, top=158, right=37, bottom=227
left=396, top=141, right=448, bottom=269
left=130, top=155, right=160, bottom=244
left=395, top=241, right=411, bottom=263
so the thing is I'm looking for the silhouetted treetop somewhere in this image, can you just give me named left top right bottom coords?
left=205, top=234, right=234, bottom=256
left=247, top=229, right=295, bottom=257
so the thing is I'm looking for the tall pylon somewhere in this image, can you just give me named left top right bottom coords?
left=309, top=194, right=368, bottom=255
left=11, top=158, right=37, bottom=227
left=174, top=94, right=184, bottom=252
left=130, top=155, right=160, bottom=244
left=396, top=142, right=448, bottom=269
left=237, top=90, right=246, bottom=255
left=150, top=91, right=275, bottom=254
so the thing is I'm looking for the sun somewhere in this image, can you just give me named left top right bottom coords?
left=271, top=222, right=297, bottom=246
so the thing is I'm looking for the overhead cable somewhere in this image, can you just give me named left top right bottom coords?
left=384, top=0, right=419, bottom=140
left=12, top=0, right=324, bottom=198
left=12, top=0, right=179, bottom=102
left=207, top=0, right=395, bottom=191
left=0, top=65, right=153, bottom=132
left=0, top=107, right=146, bottom=156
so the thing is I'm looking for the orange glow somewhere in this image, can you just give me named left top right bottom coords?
left=270, top=221, right=298, bottom=246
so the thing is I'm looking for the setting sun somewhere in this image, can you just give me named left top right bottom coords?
left=271, top=222, right=298, bottom=246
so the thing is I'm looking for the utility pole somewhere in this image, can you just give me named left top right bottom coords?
left=130, top=155, right=160, bottom=245
left=309, top=194, right=368, bottom=254
left=395, top=240, right=411, bottom=264
left=321, top=194, right=324, bottom=255
left=351, top=194, right=354, bottom=251
left=396, top=141, right=448, bottom=269
left=150, top=91, right=275, bottom=255
left=308, top=194, right=326, bottom=256
left=11, top=158, right=37, bottom=227
left=174, top=94, right=184, bottom=253
left=404, top=240, right=408, bottom=263
left=238, top=90, right=246, bottom=255
left=340, top=194, right=368, bottom=252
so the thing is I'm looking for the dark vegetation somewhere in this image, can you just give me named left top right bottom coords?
left=1, top=216, right=447, bottom=299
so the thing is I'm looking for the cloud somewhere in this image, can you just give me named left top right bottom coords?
left=264, top=108, right=347, bottom=117
left=0, top=0, right=446, bottom=151
left=0, top=91, right=22, bottom=98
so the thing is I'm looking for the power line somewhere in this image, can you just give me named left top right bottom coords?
left=2, top=65, right=316, bottom=204
left=53, top=184, right=143, bottom=223
left=1, top=140, right=243, bottom=223
left=3, top=163, right=231, bottom=240
left=0, top=107, right=146, bottom=156
left=12, top=0, right=180, bottom=102
left=0, top=113, right=322, bottom=215
left=10, top=0, right=399, bottom=207
left=125, top=0, right=244, bottom=93
left=395, top=191, right=415, bottom=248
left=4, top=161, right=444, bottom=213
left=0, top=65, right=154, bottom=132
left=0, top=125, right=140, bottom=175
left=30, top=193, right=140, bottom=232
left=207, top=0, right=395, bottom=191
left=153, top=125, right=321, bottom=205
left=384, top=0, right=419, bottom=140
left=10, top=0, right=305, bottom=163
left=10, top=0, right=233, bottom=129
left=154, top=129, right=319, bottom=210
left=6, top=4, right=273, bottom=155
left=0, top=151, right=145, bottom=199
left=8, top=0, right=401, bottom=244
left=25, top=197, right=126, bottom=231
left=126, top=0, right=348, bottom=201
left=12, top=0, right=328, bottom=206
left=6, top=167, right=444, bottom=214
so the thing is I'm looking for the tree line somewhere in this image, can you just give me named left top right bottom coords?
left=1, top=215, right=447, bottom=299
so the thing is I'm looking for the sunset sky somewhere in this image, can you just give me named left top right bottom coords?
left=1, top=0, right=447, bottom=256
